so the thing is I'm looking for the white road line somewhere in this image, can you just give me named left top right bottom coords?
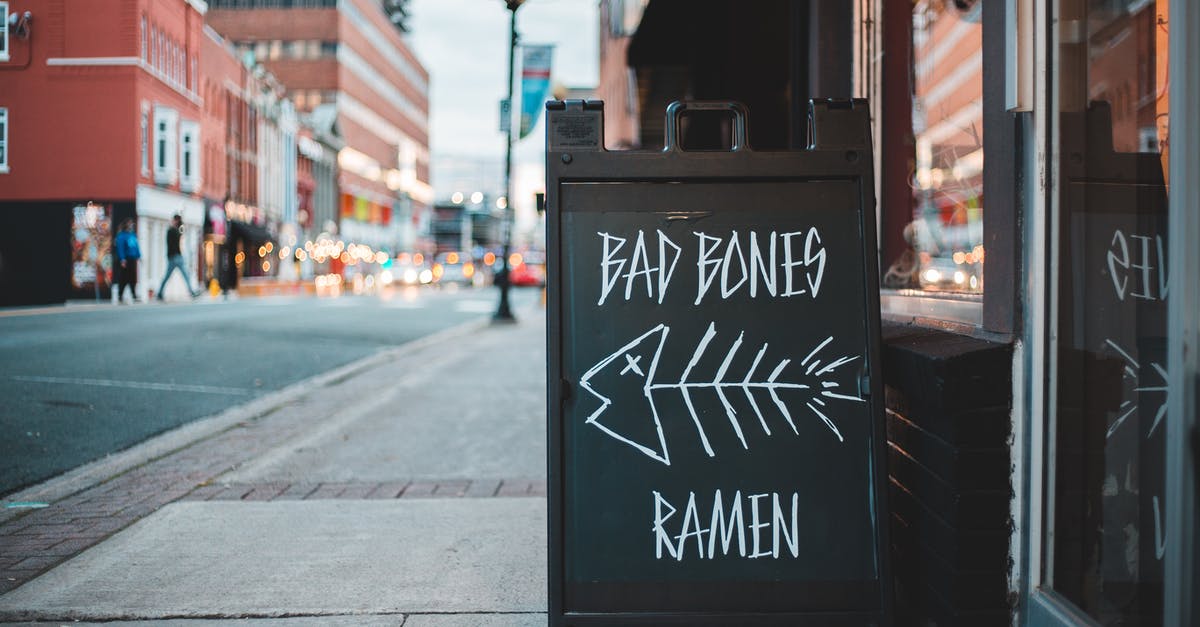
left=12, top=375, right=254, bottom=396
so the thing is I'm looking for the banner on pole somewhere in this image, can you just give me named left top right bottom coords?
left=519, top=45, right=554, bottom=139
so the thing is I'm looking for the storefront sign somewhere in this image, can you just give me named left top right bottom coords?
left=208, top=203, right=227, bottom=243
left=546, top=100, right=891, bottom=624
left=70, top=202, right=111, bottom=293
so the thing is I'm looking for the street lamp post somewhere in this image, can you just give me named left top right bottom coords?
left=494, top=0, right=523, bottom=322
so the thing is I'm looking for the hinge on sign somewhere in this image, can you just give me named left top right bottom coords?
left=561, top=379, right=573, bottom=401
left=858, top=374, right=871, bottom=399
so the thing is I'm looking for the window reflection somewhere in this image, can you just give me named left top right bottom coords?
left=1052, top=1, right=1170, bottom=624
left=885, top=1, right=984, bottom=293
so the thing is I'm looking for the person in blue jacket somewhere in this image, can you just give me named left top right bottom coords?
left=114, top=219, right=142, bottom=303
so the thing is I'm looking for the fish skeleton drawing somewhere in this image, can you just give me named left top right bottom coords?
left=579, top=322, right=865, bottom=466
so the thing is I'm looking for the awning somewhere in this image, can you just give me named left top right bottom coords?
left=228, top=220, right=274, bottom=244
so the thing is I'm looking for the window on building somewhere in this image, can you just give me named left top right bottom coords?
left=140, top=106, right=149, bottom=174
left=1049, top=2, right=1173, bottom=623
left=0, top=107, right=8, bottom=173
left=0, top=1, right=9, bottom=63
left=180, top=120, right=200, bottom=192
left=140, top=15, right=147, bottom=62
left=154, top=106, right=179, bottom=185
left=879, top=1, right=984, bottom=295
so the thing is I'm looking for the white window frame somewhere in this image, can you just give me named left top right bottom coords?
left=0, top=1, right=9, bottom=63
left=153, top=106, right=178, bottom=186
left=140, top=103, right=150, bottom=175
left=0, top=107, right=9, bottom=173
left=140, top=15, right=147, bottom=61
left=179, top=120, right=200, bottom=193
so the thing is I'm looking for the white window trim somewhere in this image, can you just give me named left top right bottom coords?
left=179, top=119, right=200, bottom=193
left=0, top=1, right=10, bottom=63
left=140, top=102, right=150, bottom=176
left=0, top=107, right=8, bottom=173
left=153, top=106, right=179, bottom=186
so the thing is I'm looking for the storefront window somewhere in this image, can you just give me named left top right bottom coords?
left=1050, top=1, right=1171, bottom=624
left=883, top=1, right=984, bottom=293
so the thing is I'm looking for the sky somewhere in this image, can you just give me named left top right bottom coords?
left=407, top=0, right=599, bottom=233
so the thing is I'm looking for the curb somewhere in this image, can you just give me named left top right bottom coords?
left=1, top=313, right=495, bottom=525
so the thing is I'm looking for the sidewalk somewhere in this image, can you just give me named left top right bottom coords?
left=0, top=307, right=549, bottom=625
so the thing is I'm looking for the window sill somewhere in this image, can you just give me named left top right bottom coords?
left=880, top=288, right=983, bottom=329
left=0, top=165, right=8, bottom=174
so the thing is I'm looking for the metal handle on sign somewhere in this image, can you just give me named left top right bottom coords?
left=664, top=101, right=749, bottom=152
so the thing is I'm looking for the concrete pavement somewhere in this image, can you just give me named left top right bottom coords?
left=0, top=301, right=549, bottom=624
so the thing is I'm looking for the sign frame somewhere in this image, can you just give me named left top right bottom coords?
left=546, top=99, right=892, bottom=625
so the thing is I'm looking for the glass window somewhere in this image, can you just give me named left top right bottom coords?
left=0, top=107, right=8, bottom=172
left=180, top=121, right=199, bottom=192
left=0, top=1, right=9, bottom=62
left=154, top=107, right=179, bottom=185
left=140, top=108, right=149, bottom=174
left=883, top=1, right=985, bottom=294
left=1049, top=1, right=1171, bottom=624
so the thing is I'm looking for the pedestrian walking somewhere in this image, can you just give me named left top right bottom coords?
left=157, top=214, right=200, bottom=300
left=114, top=218, right=141, bottom=304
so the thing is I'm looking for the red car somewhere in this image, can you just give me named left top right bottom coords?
left=509, top=262, right=546, bottom=287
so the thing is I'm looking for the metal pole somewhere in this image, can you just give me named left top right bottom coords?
left=494, top=4, right=518, bottom=321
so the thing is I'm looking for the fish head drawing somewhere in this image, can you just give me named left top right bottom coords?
left=578, top=324, right=672, bottom=465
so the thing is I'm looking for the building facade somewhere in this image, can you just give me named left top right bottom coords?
left=0, top=0, right=211, bottom=304
left=611, top=0, right=1199, bottom=625
left=206, top=0, right=432, bottom=255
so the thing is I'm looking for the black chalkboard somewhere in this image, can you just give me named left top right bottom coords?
left=546, top=100, right=890, bottom=625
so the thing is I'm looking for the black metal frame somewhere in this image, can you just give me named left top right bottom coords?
left=546, top=99, right=892, bottom=625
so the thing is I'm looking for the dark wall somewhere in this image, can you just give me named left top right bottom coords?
left=882, top=322, right=1014, bottom=626
left=0, top=202, right=74, bottom=306
left=627, top=0, right=852, bottom=151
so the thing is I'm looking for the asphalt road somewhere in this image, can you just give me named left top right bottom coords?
left=0, top=286, right=540, bottom=496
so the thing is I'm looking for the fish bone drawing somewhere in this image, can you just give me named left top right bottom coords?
left=579, top=321, right=865, bottom=465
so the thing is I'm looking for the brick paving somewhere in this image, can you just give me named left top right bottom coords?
left=1, top=472, right=546, bottom=595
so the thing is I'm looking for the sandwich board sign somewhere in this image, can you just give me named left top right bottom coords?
left=546, top=100, right=891, bottom=625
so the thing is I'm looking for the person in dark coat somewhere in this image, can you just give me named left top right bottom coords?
left=157, top=214, right=200, bottom=300
left=114, top=219, right=142, bottom=304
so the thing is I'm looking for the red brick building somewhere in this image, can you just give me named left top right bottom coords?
left=206, top=0, right=431, bottom=253
left=0, top=0, right=208, bottom=304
